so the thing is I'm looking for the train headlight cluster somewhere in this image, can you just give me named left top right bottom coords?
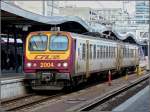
left=26, top=62, right=37, bottom=68
left=57, top=62, right=68, bottom=68
left=63, top=62, right=68, bottom=67
left=33, top=63, right=37, bottom=67
left=26, top=62, right=32, bottom=67
left=57, top=63, right=61, bottom=67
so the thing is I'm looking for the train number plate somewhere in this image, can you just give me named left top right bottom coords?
left=40, top=62, right=54, bottom=68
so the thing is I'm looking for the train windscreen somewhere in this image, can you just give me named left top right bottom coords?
left=29, top=35, right=48, bottom=51
left=49, top=35, right=68, bottom=51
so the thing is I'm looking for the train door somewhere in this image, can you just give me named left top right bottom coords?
left=116, top=43, right=123, bottom=71
left=135, top=46, right=140, bottom=66
left=86, top=40, right=90, bottom=78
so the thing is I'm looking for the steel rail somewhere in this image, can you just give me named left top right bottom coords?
left=1, top=94, right=35, bottom=104
left=67, top=73, right=150, bottom=112
left=3, top=93, right=63, bottom=111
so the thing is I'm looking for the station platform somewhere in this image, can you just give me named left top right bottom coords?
left=1, top=73, right=24, bottom=80
left=1, top=73, right=26, bottom=100
left=113, top=85, right=150, bottom=112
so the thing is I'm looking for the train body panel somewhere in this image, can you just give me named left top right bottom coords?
left=71, top=33, right=139, bottom=77
left=72, top=34, right=118, bottom=76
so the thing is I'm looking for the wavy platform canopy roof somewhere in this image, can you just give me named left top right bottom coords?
left=1, top=1, right=91, bottom=33
left=1, top=1, right=139, bottom=44
left=102, top=29, right=139, bottom=44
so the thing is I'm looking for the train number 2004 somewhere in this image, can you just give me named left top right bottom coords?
left=40, top=62, right=54, bottom=68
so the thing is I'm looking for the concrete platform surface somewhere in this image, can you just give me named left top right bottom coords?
left=1, top=73, right=24, bottom=80
left=113, top=85, right=150, bottom=112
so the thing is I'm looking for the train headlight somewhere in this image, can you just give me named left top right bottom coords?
left=63, top=62, right=68, bottom=67
left=57, top=63, right=61, bottom=67
left=33, top=63, right=37, bottom=67
left=26, top=62, right=32, bottom=67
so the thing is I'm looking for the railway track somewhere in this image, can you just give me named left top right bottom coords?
left=1, top=72, right=149, bottom=112
left=1, top=94, right=35, bottom=104
left=1, top=93, right=63, bottom=111
left=68, top=73, right=150, bottom=112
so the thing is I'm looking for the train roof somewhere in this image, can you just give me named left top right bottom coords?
left=28, top=31, right=139, bottom=45
left=81, top=31, right=139, bottom=45
left=71, top=32, right=138, bottom=46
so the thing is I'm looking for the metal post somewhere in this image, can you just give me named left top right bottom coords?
left=51, top=0, right=53, bottom=16
left=22, top=31, right=26, bottom=73
left=148, top=35, right=150, bottom=71
left=148, top=14, right=150, bottom=71
left=14, top=28, right=18, bottom=73
left=43, top=0, right=45, bottom=16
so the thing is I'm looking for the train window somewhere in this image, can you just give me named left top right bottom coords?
left=103, top=46, right=105, bottom=58
left=99, top=45, right=101, bottom=59
left=126, top=48, right=128, bottom=57
left=110, top=46, right=112, bottom=58
left=98, top=46, right=100, bottom=58
left=102, top=45, right=104, bottom=58
left=90, top=44, right=93, bottom=59
left=111, top=47, right=113, bottom=58
left=113, top=47, right=115, bottom=57
left=93, top=45, right=96, bottom=59
left=97, top=46, right=99, bottom=59
left=29, top=35, right=48, bottom=51
left=99, top=46, right=101, bottom=58
left=130, top=49, right=133, bottom=57
left=132, top=49, right=134, bottom=57
left=49, top=35, right=68, bottom=51
left=114, top=47, right=116, bottom=58
left=105, top=46, right=106, bottom=58
left=111, top=46, right=112, bottom=58
left=123, top=48, right=125, bottom=57
left=106, top=46, right=108, bottom=58
left=126, top=48, right=127, bottom=57
left=109, top=46, right=112, bottom=58
left=82, top=44, right=86, bottom=60
left=123, top=48, right=124, bottom=57
left=102, top=46, right=104, bottom=58
left=124, top=48, right=126, bottom=57
left=130, top=49, right=131, bottom=57
left=125, top=48, right=126, bottom=57
left=101, top=46, right=104, bottom=58
left=128, top=48, right=129, bottom=57
left=109, top=46, right=111, bottom=58
left=104, top=46, right=107, bottom=58
left=78, top=48, right=80, bottom=59
left=129, top=49, right=131, bottom=57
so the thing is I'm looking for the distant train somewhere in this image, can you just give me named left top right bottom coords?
left=24, top=31, right=139, bottom=90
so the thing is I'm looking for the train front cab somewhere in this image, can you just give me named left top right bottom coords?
left=24, top=31, right=75, bottom=90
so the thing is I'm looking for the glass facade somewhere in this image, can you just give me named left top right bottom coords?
left=135, top=1, right=149, bottom=24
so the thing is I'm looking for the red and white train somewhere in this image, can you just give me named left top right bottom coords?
left=24, top=31, right=139, bottom=90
